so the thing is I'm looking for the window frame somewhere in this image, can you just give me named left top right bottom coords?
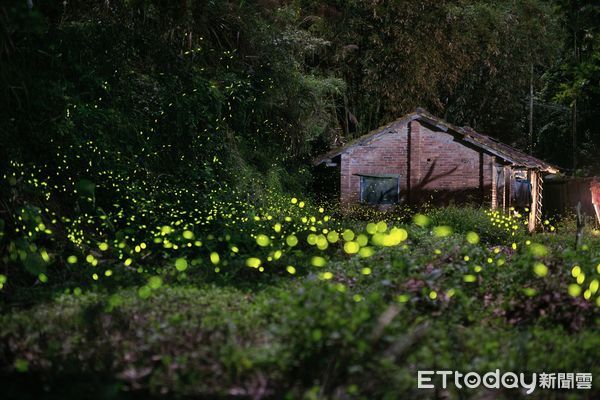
left=358, top=174, right=401, bottom=205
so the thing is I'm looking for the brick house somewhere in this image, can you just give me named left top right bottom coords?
left=314, top=108, right=558, bottom=230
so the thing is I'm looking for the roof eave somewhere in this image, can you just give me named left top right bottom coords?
left=313, top=108, right=559, bottom=173
left=312, top=112, right=421, bottom=166
left=461, top=137, right=559, bottom=174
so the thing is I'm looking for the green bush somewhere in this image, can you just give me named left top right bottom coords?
left=1, top=282, right=599, bottom=399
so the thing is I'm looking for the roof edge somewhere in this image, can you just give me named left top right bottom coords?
left=313, top=108, right=558, bottom=173
left=312, top=111, right=420, bottom=165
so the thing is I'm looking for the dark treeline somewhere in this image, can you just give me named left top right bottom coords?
left=1, top=0, right=599, bottom=191
left=1, top=3, right=600, bottom=398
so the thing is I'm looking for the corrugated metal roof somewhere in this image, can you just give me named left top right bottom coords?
left=313, top=108, right=559, bottom=173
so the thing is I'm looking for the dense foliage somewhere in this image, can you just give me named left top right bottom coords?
left=2, top=207, right=600, bottom=398
left=1, top=1, right=600, bottom=399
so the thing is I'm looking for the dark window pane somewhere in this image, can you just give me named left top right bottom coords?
left=360, top=176, right=399, bottom=204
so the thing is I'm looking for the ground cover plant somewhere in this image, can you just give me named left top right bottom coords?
left=1, top=158, right=599, bottom=398
left=2, top=1, right=600, bottom=399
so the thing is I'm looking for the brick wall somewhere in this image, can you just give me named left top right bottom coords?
left=340, top=120, right=494, bottom=206
left=340, top=122, right=409, bottom=204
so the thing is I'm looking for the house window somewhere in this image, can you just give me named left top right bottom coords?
left=359, top=174, right=400, bottom=205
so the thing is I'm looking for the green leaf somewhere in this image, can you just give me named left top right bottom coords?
left=76, top=179, right=96, bottom=198
left=24, top=252, right=47, bottom=276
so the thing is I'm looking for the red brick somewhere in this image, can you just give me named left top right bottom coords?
left=340, top=120, right=493, bottom=206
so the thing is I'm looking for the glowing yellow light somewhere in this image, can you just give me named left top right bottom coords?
left=148, top=276, right=162, bottom=289
left=246, top=257, right=261, bottom=268
left=389, top=227, right=408, bottom=244
left=590, top=279, right=599, bottom=294
left=413, top=213, right=429, bottom=227
left=286, top=235, right=298, bottom=247
left=433, top=225, right=452, bottom=237
left=342, top=229, right=355, bottom=241
left=316, top=236, right=328, bottom=250
left=397, top=294, right=410, bottom=303
left=568, top=284, right=581, bottom=297
left=356, top=234, right=369, bottom=246
left=529, top=243, right=547, bottom=257
left=366, top=223, right=377, bottom=234
left=256, top=234, right=271, bottom=247
left=533, top=262, right=548, bottom=277
left=320, top=272, right=333, bottom=280
left=311, top=256, right=326, bottom=267
left=466, top=231, right=479, bottom=244
left=359, top=247, right=375, bottom=258
left=344, top=241, right=360, bottom=254
left=175, top=258, right=188, bottom=271
left=326, top=231, right=339, bottom=243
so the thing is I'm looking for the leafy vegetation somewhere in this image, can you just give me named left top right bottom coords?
left=1, top=1, right=600, bottom=399
left=2, top=198, right=600, bottom=398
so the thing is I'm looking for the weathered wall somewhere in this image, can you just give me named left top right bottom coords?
left=340, top=122, right=409, bottom=204
left=340, top=120, right=494, bottom=206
